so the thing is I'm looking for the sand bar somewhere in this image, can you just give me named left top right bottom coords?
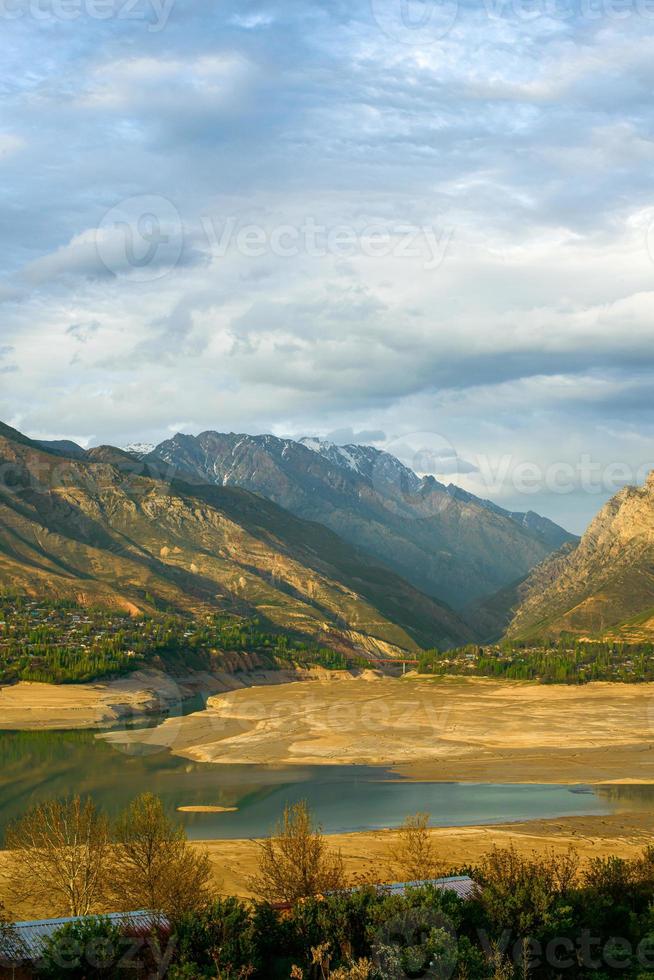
left=102, top=675, right=654, bottom=784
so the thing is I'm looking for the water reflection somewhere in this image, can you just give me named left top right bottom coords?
left=1, top=731, right=654, bottom=841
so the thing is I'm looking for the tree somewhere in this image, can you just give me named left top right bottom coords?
left=173, top=897, right=259, bottom=977
left=250, top=800, right=346, bottom=903
left=390, top=812, right=443, bottom=882
left=109, top=793, right=211, bottom=918
left=477, top=844, right=578, bottom=936
left=4, top=796, right=109, bottom=916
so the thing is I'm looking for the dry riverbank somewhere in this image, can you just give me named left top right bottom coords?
left=2, top=811, right=653, bottom=918
left=103, top=675, right=654, bottom=784
left=205, top=810, right=654, bottom=898
left=0, top=666, right=324, bottom=730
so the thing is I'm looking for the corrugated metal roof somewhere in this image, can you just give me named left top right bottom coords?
left=2, top=877, right=476, bottom=963
left=381, top=875, right=477, bottom=900
left=4, top=910, right=165, bottom=963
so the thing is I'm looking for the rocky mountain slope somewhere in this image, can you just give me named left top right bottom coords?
left=506, top=472, right=654, bottom=641
left=143, top=431, right=576, bottom=609
left=0, top=421, right=472, bottom=654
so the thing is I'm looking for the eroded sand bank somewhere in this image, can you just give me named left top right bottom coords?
left=0, top=667, right=312, bottom=730
left=102, top=675, right=654, bottom=784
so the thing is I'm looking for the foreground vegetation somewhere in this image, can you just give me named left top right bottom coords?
left=3, top=796, right=654, bottom=977
left=0, top=596, right=356, bottom=683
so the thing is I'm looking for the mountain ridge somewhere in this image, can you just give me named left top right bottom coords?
left=143, top=429, right=576, bottom=609
left=506, top=472, right=654, bottom=641
left=0, top=421, right=472, bottom=654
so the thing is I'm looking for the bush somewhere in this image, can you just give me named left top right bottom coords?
left=476, top=845, right=577, bottom=938
left=37, top=917, right=125, bottom=979
left=172, top=897, right=259, bottom=978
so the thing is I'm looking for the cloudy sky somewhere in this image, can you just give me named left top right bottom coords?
left=1, top=0, right=653, bottom=532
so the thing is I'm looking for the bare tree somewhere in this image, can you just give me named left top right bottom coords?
left=250, top=800, right=346, bottom=903
left=4, top=796, right=109, bottom=916
left=390, top=812, right=444, bottom=882
left=109, top=793, right=211, bottom=918
left=291, top=944, right=373, bottom=979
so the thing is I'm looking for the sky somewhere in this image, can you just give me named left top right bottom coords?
left=1, top=0, right=653, bottom=533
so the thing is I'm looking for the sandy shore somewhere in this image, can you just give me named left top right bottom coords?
left=0, top=671, right=186, bottom=730
left=2, top=810, right=652, bottom=918
left=204, top=810, right=654, bottom=898
left=0, top=667, right=311, bottom=730
left=102, top=675, right=654, bottom=784
left=4, top=674, right=654, bottom=919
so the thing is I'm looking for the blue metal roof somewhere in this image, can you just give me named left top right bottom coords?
left=380, top=875, right=477, bottom=900
left=2, top=877, right=477, bottom=963
left=4, top=910, right=166, bottom=963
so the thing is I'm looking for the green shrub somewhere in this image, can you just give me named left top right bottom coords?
left=172, top=897, right=259, bottom=977
left=37, top=916, right=125, bottom=979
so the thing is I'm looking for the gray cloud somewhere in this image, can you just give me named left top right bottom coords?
left=325, top=427, right=386, bottom=445
left=67, top=322, right=101, bottom=343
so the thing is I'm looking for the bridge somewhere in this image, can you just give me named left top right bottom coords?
left=366, top=658, right=420, bottom=674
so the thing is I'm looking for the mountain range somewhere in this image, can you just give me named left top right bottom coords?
left=7, top=418, right=653, bottom=648
left=138, top=431, right=576, bottom=610
left=0, top=421, right=471, bottom=655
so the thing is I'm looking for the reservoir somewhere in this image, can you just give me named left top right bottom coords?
left=0, top=728, right=652, bottom=840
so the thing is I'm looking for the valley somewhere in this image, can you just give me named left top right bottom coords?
left=6, top=13, right=654, bottom=970
left=3, top=417, right=654, bottom=921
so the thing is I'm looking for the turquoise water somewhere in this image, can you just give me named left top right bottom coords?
left=1, top=728, right=653, bottom=840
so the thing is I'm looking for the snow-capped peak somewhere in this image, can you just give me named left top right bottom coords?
left=122, top=442, right=155, bottom=458
left=299, top=437, right=364, bottom=472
